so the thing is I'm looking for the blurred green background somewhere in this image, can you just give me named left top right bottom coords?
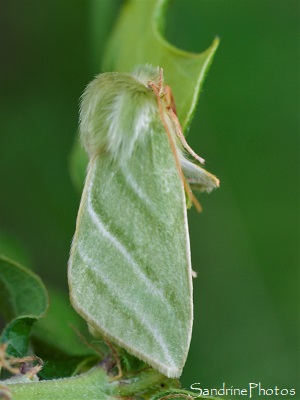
left=0, top=0, right=298, bottom=397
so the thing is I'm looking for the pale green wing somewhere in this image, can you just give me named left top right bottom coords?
left=68, top=122, right=193, bottom=378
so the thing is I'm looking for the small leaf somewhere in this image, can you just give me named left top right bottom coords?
left=0, top=318, right=35, bottom=359
left=0, top=256, right=48, bottom=357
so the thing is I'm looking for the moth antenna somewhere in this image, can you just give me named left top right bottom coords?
left=168, top=107, right=206, bottom=165
left=148, top=67, right=164, bottom=96
left=149, top=82, right=202, bottom=212
left=158, top=67, right=164, bottom=95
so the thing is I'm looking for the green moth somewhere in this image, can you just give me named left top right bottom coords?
left=68, top=64, right=219, bottom=378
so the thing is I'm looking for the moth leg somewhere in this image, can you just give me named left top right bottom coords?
left=167, top=107, right=206, bottom=165
left=163, top=84, right=205, bottom=165
left=164, top=85, right=177, bottom=116
left=149, top=81, right=202, bottom=212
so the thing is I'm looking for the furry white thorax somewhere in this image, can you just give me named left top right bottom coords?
left=106, top=94, right=157, bottom=165
left=79, top=65, right=163, bottom=166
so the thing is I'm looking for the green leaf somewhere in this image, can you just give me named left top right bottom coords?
left=0, top=256, right=48, bottom=357
left=3, top=366, right=113, bottom=400
left=0, top=367, right=219, bottom=400
left=88, top=0, right=121, bottom=71
left=2, top=356, right=222, bottom=399
left=4, top=365, right=178, bottom=400
left=103, top=0, right=219, bottom=129
left=1, top=318, right=35, bottom=359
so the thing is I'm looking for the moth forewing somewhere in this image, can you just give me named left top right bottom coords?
left=69, top=140, right=193, bottom=378
left=68, top=66, right=194, bottom=378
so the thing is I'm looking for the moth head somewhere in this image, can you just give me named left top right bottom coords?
left=132, top=64, right=163, bottom=93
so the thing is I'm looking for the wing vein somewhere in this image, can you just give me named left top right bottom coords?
left=77, top=245, right=176, bottom=369
left=86, top=174, right=170, bottom=309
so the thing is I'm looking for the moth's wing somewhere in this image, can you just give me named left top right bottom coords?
left=68, top=124, right=193, bottom=378
left=180, top=156, right=220, bottom=192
